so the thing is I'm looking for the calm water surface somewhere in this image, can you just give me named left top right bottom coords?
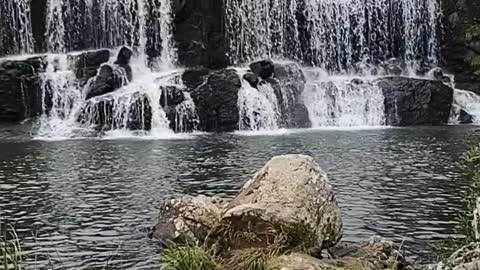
left=0, top=124, right=479, bottom=269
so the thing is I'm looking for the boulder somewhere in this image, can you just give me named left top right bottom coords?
left=159, top=86, right=185, bottom=107
left=460, top=109, right=474, bottom=124
left=243, top=73, right=259, bottom=88
left=221, top=154, right=342, bottom=251
left=151, top=195, right=226, bottom=245
left=0, top=57, right=47, bottom=122
left=86, top=64, right=128, bottom=100
left=250, top=60, right=275, bottom=79
left=182, top=68, right=211, bottom=89
left=70, top=49, right=110, bottom=85
left=189, top=69, right=242, bottom=132
left=378, top=77, right=454, bottom=126
left=114, top=46, right=133, bottom=82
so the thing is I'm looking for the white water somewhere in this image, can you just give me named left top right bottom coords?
left=237, top=70, right=279, bottom=131
left=44, top=0, right=176, bottom=65
left=0, top=0, right=34, bottom=55
left=225, top=0, right=441, bottom=72
left=302, top=69, right=386, bottom=127
left=450, top=90, right=480, bottom=124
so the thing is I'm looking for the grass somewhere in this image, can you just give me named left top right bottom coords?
left=160, top=240, right=220, bottom=270
left=0, top=223, right=24, bottom=270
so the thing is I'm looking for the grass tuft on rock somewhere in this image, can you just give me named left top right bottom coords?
left=160, top=240, right=220, bottom=270
left=226, top=244, right=283, bottom=270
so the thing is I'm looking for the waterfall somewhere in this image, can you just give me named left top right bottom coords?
left=302, top=69, right=385, bottom=127
left=0, top=0, right=34, bottom=55
left=237, top=71, right=279, bottom=131
left=451, top=90, right=480, bottom=124
left=225, top=0, right=441, bottom=72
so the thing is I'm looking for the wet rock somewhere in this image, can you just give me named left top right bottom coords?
left=174, top=0, right=229, bottom=69
left=151, top=195, right=226, bottom=245
left=221, top=154, right=342, bottom=251
left=0, top=57, right=47, bottom=122
left=243, top=73, right=259, bottom=88
left=379, top=58, right=405, bottom=76
left=114, top=46, right=133, bottom=82
left=86, top=65, right=127, bottom=100
left=378, top=77, right=454, bottom=126
left=182, top=68, right=210, bottom=89
left=71, top=49, right=110, bottom=85
left=189, top=68, right=242, bottom=132
left=159, top=86, right=185, bottom=107
left=460, top=109, right=474, bottom=124
left=250, top=60, right=275, bottom=79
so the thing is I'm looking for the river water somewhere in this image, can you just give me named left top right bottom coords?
left=0, top=124, right=478, bottom=269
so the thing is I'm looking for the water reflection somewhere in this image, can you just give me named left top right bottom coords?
left=0, top=126, right=479, bottom=268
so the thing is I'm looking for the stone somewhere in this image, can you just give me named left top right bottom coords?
left=70, top=49, right=110, bottom=85
left=86, top=65, right=127, bottom=100
left=151, top=195, right=226, bottom=245
left=0, top=57, right=47, bottom=122
left=182, top=68, right=211, bottom=89
left=274, top=253, right=328, bottom=270
left=189, top=69, right=242, bottom=132
left=460, top=109, right=474, bottom=124
left=250, top=60, right=275, bottom=79
left=429, top=243, right=480, bottom=270
left=221, top=154, right=342, bottom=251
left=114, top=46, right=133, bottom=82
left=159, top=86, right=185, bottom=107
left=243, top=73, right=260, bottom=88
left=378, top=77, right=454, bottom=126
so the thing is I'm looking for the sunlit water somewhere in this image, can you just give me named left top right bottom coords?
left=0, top=124, right=479, bottom=269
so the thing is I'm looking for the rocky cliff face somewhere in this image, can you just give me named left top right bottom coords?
left=442, top=0, right=480, bottom=93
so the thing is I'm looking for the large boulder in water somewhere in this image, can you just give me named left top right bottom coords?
left=250, top=60, right=275, bottom=79
left=70, top=49, right=110, bottom=85
left=86, top=65, right=128, bottom=100
left=0, top=57, right=47, bottom=122
left=378, top=77, right=454, bottom=126
left=221, top=154, right=342, bottom=251
left=189, top=69, right=242, bottom=132
left=114, top=46, right=133, bottom=82
left=429, top=242, right=480, bottom=270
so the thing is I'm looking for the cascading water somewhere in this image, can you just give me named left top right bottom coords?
left=0, top=0, right=34, bottom=55
left=225, top=0, right=441, bottom=72
left=450, top=90, right=480, bottom=124
left=237, top=70, right=279, bottom=131
left=302, top=69, right=385, bottom=127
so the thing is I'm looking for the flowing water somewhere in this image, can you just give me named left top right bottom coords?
left=0, top=0, right=34, bottom=55
left=0, top=125, right=479, bottom=269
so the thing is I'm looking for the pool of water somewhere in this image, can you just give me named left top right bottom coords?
left=0, top=124, right=479, bottom=269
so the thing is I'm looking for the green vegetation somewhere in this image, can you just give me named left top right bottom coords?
left=0, top=223, right=24, bottom=270
left=160, top=240, right=220, bottom=270
left=434, top=145, right=480, bottom=260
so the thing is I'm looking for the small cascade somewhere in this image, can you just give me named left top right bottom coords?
left=450, top=89, right=480, bottom=124
left=225, top=0, right=441, bottom=72
left=44, top=0, right=176, bottom=66
left=302, top=69, right=385, bottom=127
left=0, top=0, right=34, bottom=55
left=237, top=74, right=279, bottom=131
left=172, top=92, right=199, bottom=133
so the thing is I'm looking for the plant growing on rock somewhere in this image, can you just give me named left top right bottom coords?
left=160, top=240, right=220, bottom=270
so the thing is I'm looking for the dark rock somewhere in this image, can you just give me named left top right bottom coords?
left=250, top=60, right=274, bottom=79
left=378, top=58, right=404, bottom=76
left=159, top=86, right=185, bottom=107
left=190, top=69, right=242, bottom=132
left=86, top=65, right=127, bottom=100
left=243, top=73, right=259, bottom=88
left=114, top=46, right=133, bottom=82
left=0, top=57, right=47, bottom=122
left=174, top=0, right=229, bottom=69
left=378, top=77, right=454, bottom=126
left=460, top=109, right=474, bottom=124
left=182, top=68, right=210, bottom=89
left=70, top=49, right=111, bottom=85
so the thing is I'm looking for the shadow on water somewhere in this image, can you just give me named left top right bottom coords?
left=0, top=125, right=479, bottom=268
